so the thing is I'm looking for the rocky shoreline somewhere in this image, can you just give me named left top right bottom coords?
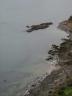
left=24, top=64, right=59, bottom=96
left=23, top=16, right=72, bottom=96
left=24, top=65, right=72, bottom=96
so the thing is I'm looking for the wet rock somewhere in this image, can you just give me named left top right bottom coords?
left=24, top=64, right=72, bottom=96
left=3, top=80, right=7, bottom=83
left=26, top=26, right=30, bottom=28
left=26, top=22, right=53, bottom=32
left=24, top=90, right=30, bottom=96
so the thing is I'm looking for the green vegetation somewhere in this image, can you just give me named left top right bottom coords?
left=25, top=33, right=72, bottom=96
left=55, top=86, right=72, bottom=96
left=63, top=87, right=72, bottom=96
left=46, top=37, right=72, bottom=64
left=46, top=35, right=72, bottom=96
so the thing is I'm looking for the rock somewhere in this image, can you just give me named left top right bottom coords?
left=58, top=16, right=72, bottom=32
left=68, top=16, right=72, bottom=21
left=26, top=22, right=53, bottom=32
left=3, top=80, right=7, bottom=83
left=24, top=90, right=30, bottom=96
left=26, top=26, right=30, bottom=28
left=31, top=84, right=36, bottom=87
left=24, top=64, right=72, bottom=96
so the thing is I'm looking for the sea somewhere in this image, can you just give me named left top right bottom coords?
left=0, top=0, right=72, bottom=96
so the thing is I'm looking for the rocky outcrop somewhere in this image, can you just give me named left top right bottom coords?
left=24, top=65, right=72, bottom=96
left=26, top=22, right=53, bottom=32
left=24, top=26, right=72, bottom=96
left=23, top=17, right=72, bottom=96
left=58, top=16, right=72, bottom=32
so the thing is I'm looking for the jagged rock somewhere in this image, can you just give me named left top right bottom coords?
left=58, top=16, right=72, bottom=32
left=26, top=22, right=53, bottom=32
left=68, top=16, right=72, bottom=21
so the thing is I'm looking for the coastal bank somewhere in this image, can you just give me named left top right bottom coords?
left=24, top=16, right=72, bottom=96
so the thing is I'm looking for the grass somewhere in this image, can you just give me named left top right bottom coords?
left=64, top=87, right=72, bottom=95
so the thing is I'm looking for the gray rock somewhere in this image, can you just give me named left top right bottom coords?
left=26, top=22, right=53, bottom=32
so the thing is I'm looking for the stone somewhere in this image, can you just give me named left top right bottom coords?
left=26, top=22, right=53, bottom=32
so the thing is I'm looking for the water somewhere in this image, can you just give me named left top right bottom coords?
left=0, top=0, right=72, bottom=95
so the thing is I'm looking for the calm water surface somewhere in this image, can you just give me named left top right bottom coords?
left=0, top=0, right=72, bottom=95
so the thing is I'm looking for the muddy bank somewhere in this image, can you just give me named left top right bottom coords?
left=26, top=22, right=53, bottom=32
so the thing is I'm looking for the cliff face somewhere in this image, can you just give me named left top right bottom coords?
left=58, top=16, right=72, bottom=32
